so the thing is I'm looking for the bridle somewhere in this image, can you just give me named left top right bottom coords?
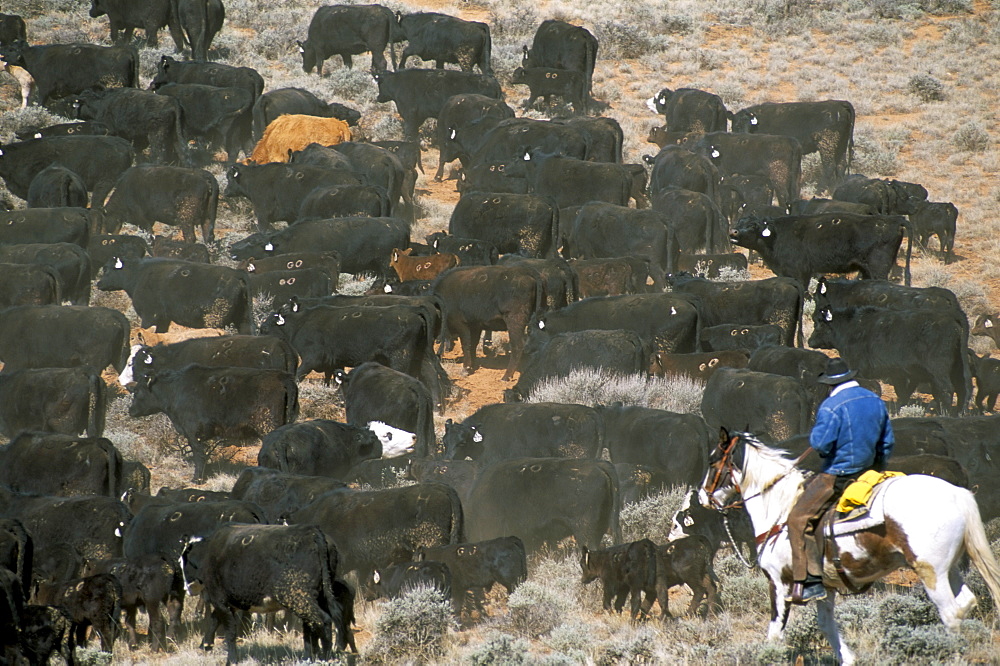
left=703, top=433, right=746, bottom=511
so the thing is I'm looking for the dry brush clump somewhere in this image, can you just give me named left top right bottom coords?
left=364, top=584, right=456, bottom=663
left=526, top=369, right=705, bottom=414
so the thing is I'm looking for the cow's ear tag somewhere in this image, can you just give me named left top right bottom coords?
left=761, top=228, right=771, bottom=237
left=523, top=152, right=531, bottom=161
left=264, top=243, right=274, bottom=252
left=276, top=314, right=285, bottom=325
left=114, top=258, right=123, bottom=269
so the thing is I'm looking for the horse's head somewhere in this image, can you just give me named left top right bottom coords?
left=701, top=427, right=748, bottom=511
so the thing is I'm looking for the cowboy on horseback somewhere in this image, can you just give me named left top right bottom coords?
left=787, top=357, right=894, bottom=605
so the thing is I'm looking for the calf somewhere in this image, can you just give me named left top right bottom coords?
left=335, top=361, right=434, bottom=452
left=580, top=539, right=658, bottom=619
left=909, top=200, right=957, bottom=263
left=968, top=350, right=1000, bottom=412
left=570, top=257, right=646, bottom=298
left=0, top=55, right=33, bottom=108
left=416, top=536, right=527, bottom=619
left=86, top=555, right=179, bottom=650
left=258, top=419, right=409, bottom=479
left=27, top=165, right=87, bottom=209
left=101, top=166, right=218, bottom=244
left=972, top=314, right=1000, bottom=349
left=18, top=605, right=76, bottom=666
left=248, top=114, right=351, bottom=164
left=35, top=573, right=122, bottom=653
left=0, top=367, right=106, bottom=438
left=512, top=66, right=586, bottom=113
left=650, top=350, right=749, bottom=381
left=426, top=233, right=499, bottom=266
left=368, top=561, right=452, bottom=602
left=700, top=323, right=785, bottom=354
left=655, top=535, right=719, bottom=618
left=391, top=247, right=460, bottom=282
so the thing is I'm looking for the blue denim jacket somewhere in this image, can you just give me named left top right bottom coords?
left=809, top=381, right=894, bottom=476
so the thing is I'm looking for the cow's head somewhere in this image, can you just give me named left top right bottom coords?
left=96, top=256, right=133, bottom=291
left=578, top=546, right=601, bottom=584
left=367, top=421, right=416, bottom=458
left=297, top=40, right=316, bottom=74
left=442, top=419, right=483, bottom=460
left=646, top=87, right=673, bottom=115
left=89, top=0, right=107, bottom=18
left=127, top=373, right=163, bottom=417
left=807, top=306, right=838, bottom=349
left=229, top=232, right=275, bottom=262
left=118, top=344, right=153, bottom=386
left=223, top=164, right=249, bottom=198
left=258, top=312, right=289, bottom=338
left=729, top=215, right=771, bottom=252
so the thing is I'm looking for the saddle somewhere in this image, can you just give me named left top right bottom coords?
left=816, top=470, right=906, bottom=593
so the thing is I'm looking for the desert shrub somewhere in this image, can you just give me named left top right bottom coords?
left=908, top=73, right=946, bottom=101
left=716, top=552, right=770, bottom=616
left=73, top=648, right=112, bottom=666
left=250, top=292, right=274, bottom=329
left=833, top=596, right=878, bottom=634
left=783, top=609, right=825, bottom=652
left=894, top=403, right=927, bottom=417
left=526, top=369, right=705, bottom=415
left=714, top=264, right=752, bottom=281
left=507, top=580, right=574, bottom=638
left=619, top=486, right=688, bottom=543
left=661, top=14, right=695, bottom=35
left=337, top=274, right=377, bottom=295
left=877, top=592, right=940, bottom=627
left=488, top=4, right=539, bottom=41
left=0, top=107, right=70, bottom=143
left=878, top=624, right=966, bottom=663
left=544, top=620, right=599, bottom=661
left=364, top=585, right=454, bottom=663
left=595, top=20, right=656, bottom=59
left=466, top=633, right=531, bottom=665
left=953, top=121, right=990, bottom=152
left=595, top=625, right=658, bottom=665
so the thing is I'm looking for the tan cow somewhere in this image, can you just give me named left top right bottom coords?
left=246, top=114, right=352, bottom=164
left=0, top=56, right=34, bottom=108
left=390, top=248, right=460, bottom=282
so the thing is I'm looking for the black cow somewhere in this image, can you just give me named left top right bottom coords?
left=720, top=174, right=776, bottom=223
left=557, top=116, right=623, bottom=163
left=397, top=12, right=491, bottom=75
left=432, top=265, right=544, bottom=380
left=261, top=303, right=436, bottom=390
left=230, top=217, right=408, bottom=280
left=26, top=165, right=88, bottom=209
left=569, top=257, right=646, bottom=298
left=646, top=87, right=728, bottom=133
left=522, top=20, right=598, bottom=102
left=466, top=457, right=619, bottom=551
left=457, top=159, right=528, bottom=194
left=14, top=121, right=112, bottom=141
left=288, top=482, right=463, bottom=581
left=650, top=350, right=749, bottom=381
left=371, top=140, right=423, bottom=174
left=508, top=329, right=650, bottom=403
left=71, top=87, right=187, bottom=165
left=253, top=88, right=361, bottom=142
left=512, top=66, right=586, bottom=114
left=701, top=368, right=813, bottom=443
left=180, top=524, right=347, bottom=662
left=748, top=344, right=832, bottom=410
left=149, top=235, right=210, bottom=263
left=374, top=68, right=502, bottom=140
left=405, top=460, right=479, bottom=502
left=813, top=277, right=966, bottom=333
left=730, top=212, right=912, bottom=287
left=787, top=197, right=876, bottom=216
left=299, top=4, right=397, bottom=75
left=297, top=184, right=391, bottom=221
left=88, top=234, right=149, bottom=279
left=651, top=188, right=730, bottom=254
left=0, top=135, right=133, bottom=204
left=0, top=41, right=138, bottom=106
left=496, top=256, right=576, bottom=310
left=129, top=366, right=299, bottom=482
left=683, top=131, right=802, bottom=207
left=669, top=487, right=756, bottom=563
left=258, top=418, right=406, bottom=479
left=0, top=432, right=122, bottom=499
left=655, top=535, right=720, bottom=618
left=416, top=536, right=526, bottom=619
left=230, top=467, right=347, bottom=524
left=443, top=402, right=603, bottom=464
left=832, top=176, right=928, bottom=215
left=368, top=561, right=451, bottom=601
left=19, top=605, right=76, bottom=666
left=173, top=0, right=225, bottom=61
left=154, top=83, right=253, bottom=163
left=580, top=539, right=657, bottom=619
left=224, top=162, right=361, bottom=232
left=563, top=202, right=677, bottom=289
left=118, top=335, right=298, bottom=387
left=335, top=361, right=435, bottom=456
left=530, top=293, right=701, bottom=355
left=0, top=367, right=106, bottom=438
left=700, top=323, right=785, bottom=354
left=509, top=150, right=644, bottom=209
left=435, top=93, right=515, bottom=180
left=292, top=142, right=409, bottom=219
left=35, top=573, right=122, bottom=653
left=730, top=100, right=855, bottom=191
left=450, top=191, right=557, bottom=258
left=973, top=314, right=1000, bottom=349
left=102, top=166, right=217, bottom=242
left=426, top=232, right=499, bottom=266
left=676, top=252, right=749, bottom=279
left=240, top=251, right=342, bottom=281
left=247, top=268, right=333, bottom=309
left=0, top=486, right=130, bottom=571
left=810, top=305, right=969, bottom=414
left=969, top=350, right=1000, bottom=411
left=466, top=117, right=590, bottom=167
left=0, top=242, right=91, bottom=305
left=0, top=304, right=129, bottom=373
left=98, top=257, right=252, bottom=333
left=596, top=405, right=709, bottom=487
left=909, top=200, right=957, bottom=263
left=0, top=13, right=26, bottom=46
left=89, top=0, right=177, bottom=47
left=646, top=144, right=721, bottom=203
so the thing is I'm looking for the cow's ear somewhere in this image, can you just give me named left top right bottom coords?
left=445, top=418, right=453, bottom=425
left=718, top=427, right=730, bottom=445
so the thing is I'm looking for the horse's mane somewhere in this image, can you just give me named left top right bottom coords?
left=738, top=432, right=804, bottom=508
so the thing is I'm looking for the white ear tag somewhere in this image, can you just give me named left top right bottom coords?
left=523, top=152, right=531, bottom=161
left=750, top=116, right=758, bottom=126
left=114, top=258, right=123, bottom=269
left=450, top=129, right=456, bottom=140
left=473, top=430, right=483, bottom=443
left=276, top=314, right=285, bottom=325
left=34, top=133, right=42, bottom=139
left=824, top=310, right=832, bottom=322
left=264, top=243, right=274, bottom=252
left=538, top=320, right=545, bottom=329
left=144, top=356, right=153, bottom=365
left=670, top=306, right=677, bottom=315
left=373, top=570, right=380, bottom=583
left=986, top=320, right=994, bottom=328
left=298, top=46, right=305, bottom=54
left=384, top=284, right=392, bottom=293
left=819, top=283, right=826, bottom=294
left=710, top=148, right=720, bottom=158
left=761, top=228, right=771, bottom=237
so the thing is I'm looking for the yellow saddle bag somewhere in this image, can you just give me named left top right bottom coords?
left=835, top=470, right=905, bottom=514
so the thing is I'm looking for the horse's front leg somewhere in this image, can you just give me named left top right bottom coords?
left=765, top=576, right=790, bottom=640
left=816, top=590, right=855, bottom=665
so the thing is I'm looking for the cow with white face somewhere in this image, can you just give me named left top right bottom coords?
left=367, top=421, right=416, bottom=458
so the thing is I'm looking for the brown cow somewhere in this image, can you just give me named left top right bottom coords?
left=247, top=114, right=352, bottom=164
left=390, top=248, right=460, bottom=282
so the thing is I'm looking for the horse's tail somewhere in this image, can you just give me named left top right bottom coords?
left=961, top=490, right=1000, bottom=607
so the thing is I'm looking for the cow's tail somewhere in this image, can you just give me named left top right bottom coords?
left=251, top=96, right=267, bottom=143
left=95, top=434, right=122, bottom=499
left=843, top=102, right=856, bottom=182
left=284, top=373, right=300, bottom=425
left=902, top=217, right=913, bottom=287
left=584, top=35, right=597, bottom=103
left=954, top=319, right=973, bottom=414
left=793, top=279, right=806, bottom=348
left=418, top=305, right=451, bottom=403
left=601, top=461, right=623, bottom=545
left=235, top=274, right=255, bottom=335
left=314, top=527, right=344, bottom=649
left=430, top=291, right=449, bottom=358
left=959, top=488, right=1000, bottom=611
left=203, top=176, right=219, bottom=242
left=416, top=385, right=436, bottom=457
left=481, top=24, right=493, bottom=77
left=43, top=265, right=62, bottom=304
left=445, top=484, right=464, bottom=544
left=86, top=365, right=107, bottom=439
left=127, top=45, right=139, bottom=89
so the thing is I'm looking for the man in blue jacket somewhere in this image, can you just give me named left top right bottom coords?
left=786, top=357, right=895, bottom=604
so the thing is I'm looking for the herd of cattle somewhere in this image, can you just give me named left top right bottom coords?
left=0, top=0, right=996, bottom=662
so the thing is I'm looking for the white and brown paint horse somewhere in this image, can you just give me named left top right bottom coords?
left=701, top=428, right=1000, bottom=665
